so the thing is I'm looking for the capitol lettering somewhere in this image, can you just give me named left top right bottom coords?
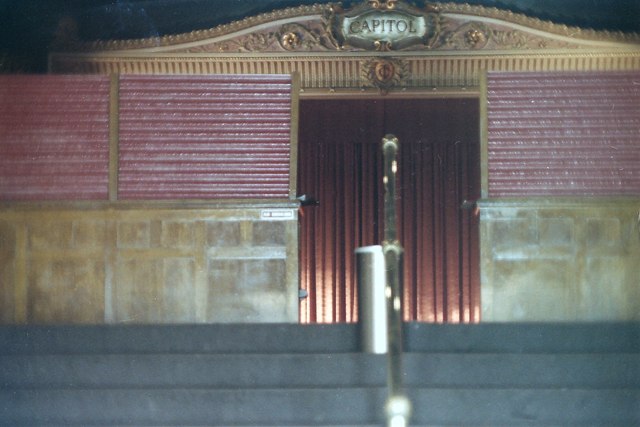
left=348, top=18, right=418, bottom=35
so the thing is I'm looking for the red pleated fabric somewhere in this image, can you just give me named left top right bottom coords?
left=298, top=98, right=480, bottom=323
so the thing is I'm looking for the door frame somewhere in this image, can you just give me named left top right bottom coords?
left=297, top=95, right=482, bottom=323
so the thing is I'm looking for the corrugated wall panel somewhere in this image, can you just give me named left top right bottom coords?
left=487, top=71, right=640, bottom=197
left=118, top=75, right=292, bottom=199
left=0, top=75, right=110, bottom=200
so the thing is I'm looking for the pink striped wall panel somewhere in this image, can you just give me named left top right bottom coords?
left=118, top=74, right=293, bottom=199
left=487, top=71, right=640, bottom=197
left=0, top=75, right=110, bottom=200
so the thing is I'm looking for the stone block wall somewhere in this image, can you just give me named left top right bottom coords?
left=480, top=199, right=640, bottom=321
left=0, top=204, right=298, bottom=324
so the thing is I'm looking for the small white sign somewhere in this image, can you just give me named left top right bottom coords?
left=261, top=209, right=295, bottom=220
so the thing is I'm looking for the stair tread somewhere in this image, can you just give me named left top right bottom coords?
left=2, top=353, right=638, bottom=388
left=1, top=322, right=638, bottom=426
left=3, top=388, right=638, bottom=426
left=2, top=322, right=639, bottom=354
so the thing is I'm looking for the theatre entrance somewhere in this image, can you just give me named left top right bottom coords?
left=298, top=97, right=481, bottom=323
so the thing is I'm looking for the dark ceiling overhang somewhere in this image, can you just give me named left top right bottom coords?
left=70, top=0, right=640, bottom=40
left=2, top=0, right=640, bottom=72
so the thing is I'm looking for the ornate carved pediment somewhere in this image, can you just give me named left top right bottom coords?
left=49, top=1, right=640, bottom=92
left=56, top=1, right=640, bottom=54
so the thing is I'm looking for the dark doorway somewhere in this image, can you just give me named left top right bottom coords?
left=298, top=98, right=480, bottom=323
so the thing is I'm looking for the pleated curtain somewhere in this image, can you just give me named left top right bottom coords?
left=298, top=98, right=480, bottom=323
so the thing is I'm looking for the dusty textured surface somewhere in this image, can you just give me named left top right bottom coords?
left=0, top=205, right=298, bottom=324
left=481, top=199, right=640, bottom=321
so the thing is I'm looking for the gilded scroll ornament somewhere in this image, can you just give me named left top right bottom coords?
left=369, top=0, right=398, bottom=10
left=490, top=28, right=530, bottom=49
left=277, top=23, right=336, bottom=51
left=374, top=40, right=394, bottom=51
left=180, top=20, right=338, bottom=53
left=441, top=21, right=570, bottom=50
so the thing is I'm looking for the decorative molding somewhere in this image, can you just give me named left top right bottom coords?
left=180, top=20, right=338, bottom=53
left=49, top=1, right=640, bottom=91
left=50, top=52, right=640, bottom=91
left=438, top=2, right=640, bottom=45
left=53, top=2, right=640, bottom=54
left=58, top=4, right=331, bottom=53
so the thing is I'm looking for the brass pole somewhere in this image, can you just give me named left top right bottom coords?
left=381, top=134, right=411, bottom=427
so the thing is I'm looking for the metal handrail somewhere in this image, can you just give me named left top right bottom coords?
left=381, top=134, right=411, bottom=427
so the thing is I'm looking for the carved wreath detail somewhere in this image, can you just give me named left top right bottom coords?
left=362, top=58, right=410, bottom=94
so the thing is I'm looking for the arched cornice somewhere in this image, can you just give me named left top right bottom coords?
left=54, top=2, right=640, bottom=53
left=49, top=1, right=640, bottom=92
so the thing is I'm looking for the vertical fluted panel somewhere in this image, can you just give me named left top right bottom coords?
left=487, top=71, right=640, bottom=197
left=118, top=74, right=292, bottom=199
left=0, top=75, right=110, bottom=200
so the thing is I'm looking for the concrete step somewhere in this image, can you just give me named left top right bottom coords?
left=404, top=322, right=640, bottom=353
left=0, top=323, right=358, bottom=355
left=1, top=322, right=638, bottom=426
left=2, top=322, right=638, bottom=355
left=2, top=353, right=638, bottom=389
left=3, top=387, right=638, bottom=426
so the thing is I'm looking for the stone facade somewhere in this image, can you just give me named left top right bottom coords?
left=480, top=199, right=640, bottom=321
left=0, top=204, right=298, bottom=324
